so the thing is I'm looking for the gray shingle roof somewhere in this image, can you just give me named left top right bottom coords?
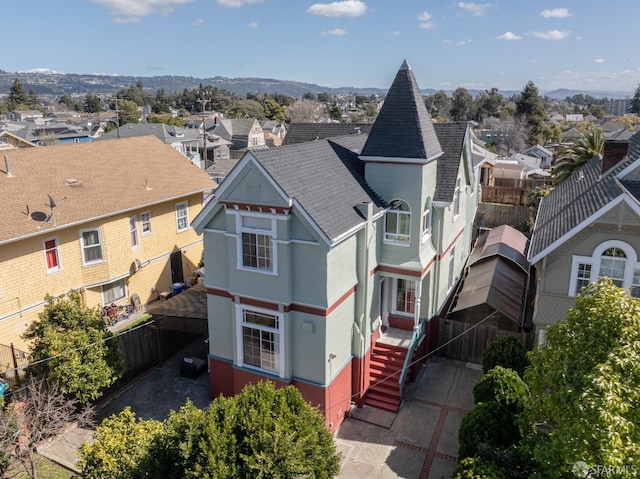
left=360, top=60, right=442, bottom=160
left=282, top=123, right=373, bottom=146
left=96, top=123, right=201, bottom=144
left=528, top=154, right=635, bottom=261
left=433, top=122, right=469, bottom=203
left=250, top=134, right=385, bottom=242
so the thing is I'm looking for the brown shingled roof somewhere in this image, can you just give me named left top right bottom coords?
left=0, top=136, right=215, bottom=244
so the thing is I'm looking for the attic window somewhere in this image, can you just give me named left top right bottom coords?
left=66, top=178, right=82, bottom=186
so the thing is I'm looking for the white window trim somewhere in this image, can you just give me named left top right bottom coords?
left=175, top=201, right=189, bottom=233
left=235, top=303, right=285, bottom=378
left=141, top=211, right=152, bottom=236
left=235, top=212, right=278, bottom=276
left=391, top=278, right=417, bottom=316
left=384, top=199, right=411, bottom=246
left=569, top=240, right=640, bottom=297
left=101, top=278, right=127, bottom=305
left=453, top=177, right=461, bottom=220
left=43, top=236, right=62, bottom=274
left=129, top=216, right=139, bottom=250
left=448, top=246, right=456, bottom=288
left=79, top=227, right=105, bottom=266
left=421, top=198, right=432, bottom=244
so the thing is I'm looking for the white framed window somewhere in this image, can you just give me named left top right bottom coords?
left=569, top=240, right=640, bottom=297
left=421, top=197, right=432, bottom=242
left=102, top=278, right=127, bottom=304
left=394, top=279, right=416, bottom=315
left=129, top=216, right=139, bottom=250
left=43, top=237, right=61, bottom=273
left=448, top=246, right=456, bottom=288
left=141, top=211, right=152, bottom=236
left=236, top=305, right=284, bottom=377
left=237, top=214, right=277, bottom=274
left=80, top=228, right=104, bottom=265
left=175, top=201, right=189, bottom=233
left=453, top=178, right=461, bottom=218
left=385, top=199, right=411, bottom=244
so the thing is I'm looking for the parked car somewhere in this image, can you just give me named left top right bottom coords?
left=0, top=378, right=12, bottom=407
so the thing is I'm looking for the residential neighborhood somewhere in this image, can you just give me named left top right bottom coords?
left=2, top=57, right=640, bottom=478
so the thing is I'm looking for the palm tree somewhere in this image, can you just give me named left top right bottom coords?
left=552, top=126, right=604, bottom=186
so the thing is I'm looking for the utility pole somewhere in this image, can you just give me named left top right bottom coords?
left=196, top=96, right=210, bottom=166
left=113, top=95, right=121, bottom=139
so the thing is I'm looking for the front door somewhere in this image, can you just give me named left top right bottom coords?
left=170, top=250, right=184, bottom=284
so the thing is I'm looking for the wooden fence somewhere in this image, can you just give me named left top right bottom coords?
left=476, top=203, right=534, bottom=231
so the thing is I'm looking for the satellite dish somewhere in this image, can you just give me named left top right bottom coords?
left=135, top=258, right=143, bottom=270
left=48, top=194, right=56, bottom=210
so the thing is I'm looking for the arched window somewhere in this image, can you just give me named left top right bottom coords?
left=570, top=240, right=640, bottom=297
left=385, top=199, right=411, bottom=244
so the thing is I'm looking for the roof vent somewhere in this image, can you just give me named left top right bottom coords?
left=66, top=178, right=82, bottom=186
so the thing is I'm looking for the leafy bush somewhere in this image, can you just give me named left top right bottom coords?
left=458, top=402, right=521, bottom=459
left=473, top=366, right=529, bottom=412
left=482, top=336, right=529, bottom=377
left=452, top=456, right=507, bottom=479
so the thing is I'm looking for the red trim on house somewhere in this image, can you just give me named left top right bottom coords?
left=208, top=357, right=353, bottom=431
left=438, top=228, right=465, bottom=260
left=220, top=201, right=291, bottom=215
left=206, top=285, right=356, bottom=318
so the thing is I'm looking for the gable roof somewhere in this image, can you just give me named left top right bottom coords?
left=219, top=118, right=258, bottom=137
left=0, top=136, right=215, bottom=245
left=96, top=123, right=201, bottom=144
left=282, top=123, right=372, bottom=145
left=433, top=122, right=469, bottom=203
left=360, top=60, right=442, bottom=161
left=528, top=153, right=637, bottom=263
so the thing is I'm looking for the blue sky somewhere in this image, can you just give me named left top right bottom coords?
left=5, top=1, right=640, bottom=94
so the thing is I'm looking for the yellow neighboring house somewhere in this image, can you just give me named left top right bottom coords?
left=0, top=136, right=215, bottom=351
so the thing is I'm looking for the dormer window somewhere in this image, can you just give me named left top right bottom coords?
left=385, top=199, right=411, bottom=244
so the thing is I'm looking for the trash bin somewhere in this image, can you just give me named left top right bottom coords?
left=171, top=282, right=185, bottom=296
left=180, top=357, right=206, bottom=379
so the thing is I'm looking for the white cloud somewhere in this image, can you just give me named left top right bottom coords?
left=539, top=8, right=572, bottom=18
left=418, top=11, right=436, bottom=29
left=322, top=28, right=348, bottom=35
left=89, top=0, right=194, bottom=22
left=192, top=18, right=204, bottom=26
left=307, top=0, right=367, bottom=17
left=390, top=30, right=401, bottom=36
left=533, top=30, right=571, bottom=40
left=496, top=31, right=521, bottom=40
left=19, top=68, right=63, bottom=74
left=595, top=58, right=605, bottom=63
left=248, top=21, right=259, bottom=28
left=443, top=39, right=471, bottom=45
left=457, top=2, right=491, bottom=16
left=217, top=0, right=262, bottom=7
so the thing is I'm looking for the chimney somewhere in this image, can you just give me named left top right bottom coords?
left=602, top=139, right=629, bottom=173
left=355, top=200, right=373, bottom=220
left=4, top=155, right=14, bottom=177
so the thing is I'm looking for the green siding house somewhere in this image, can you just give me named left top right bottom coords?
left=192, top=61, right=479, bottom=429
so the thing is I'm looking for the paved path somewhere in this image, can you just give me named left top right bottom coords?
left=335, top=356, right=482, bottom=479
left=40, top=353, right=480, bottom=478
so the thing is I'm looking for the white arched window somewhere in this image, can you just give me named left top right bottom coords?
left=385, top=199, right=411, bottom=244
left=569, top=240, right=640, bottom=297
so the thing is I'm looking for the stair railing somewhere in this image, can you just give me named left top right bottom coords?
left=398, top=317, right=426, bottom=388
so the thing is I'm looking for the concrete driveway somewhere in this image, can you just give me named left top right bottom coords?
left=40, top=348, right=480, bottom=479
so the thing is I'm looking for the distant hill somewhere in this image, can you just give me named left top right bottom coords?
left=0, top=70, right=630, bottom=100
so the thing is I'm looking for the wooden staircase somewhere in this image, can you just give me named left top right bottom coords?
left=363, top=342, right=409, bottom=412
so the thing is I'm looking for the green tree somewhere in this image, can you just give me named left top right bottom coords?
left=229, top=99, right=265, bottom=119
left=317, top=92, right=331, bottom=103
left=83, top=93, right=103, bottom=113
left=450, top=87, right=474, bottom=122
left=262, top=97, right=287, bottom=121
left=148, top=113, right=186, bottom=126
left=27, top=88, right=41, bottom=109
left=329, top=103, right=343, bottom=122
left=551, top=126, right=604, bottom=186
left=80, top=382, right=341, bottom=478
left=539, top=122, right=562, bottom=143
left=79, top=407, right=163, bottom=479
left=6, top=78, right=29, bottom=110
left=117, top=99, right=141, bottom=125
left=473, top=366, right=529, bottom=412
left=59, top=93, right=80, bottom=111
left=515, top=81, right=546, bottom=145
left=302, top=92, right=317, bottom=101
left=22, top=291, right=123, bottom=401
left=452, top=456, right=508, bottom=479
left=525, top=278, right=640, bottom=475
left=630, top=83, right=640, bottom=114
left=482, top=336, right=530, bottom=377
left=475, top=88, right=504, bottom=122
left=425, top=89, right=451, bottom=120
left=459, top=402, right=522, bottom=459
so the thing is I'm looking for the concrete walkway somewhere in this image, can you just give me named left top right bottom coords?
left=40, top=353, right=480, bottom=478
left=336, top=356, right=482, bottom=479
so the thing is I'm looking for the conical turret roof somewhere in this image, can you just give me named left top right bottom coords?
left=361, top=60, right=443, bottom=161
